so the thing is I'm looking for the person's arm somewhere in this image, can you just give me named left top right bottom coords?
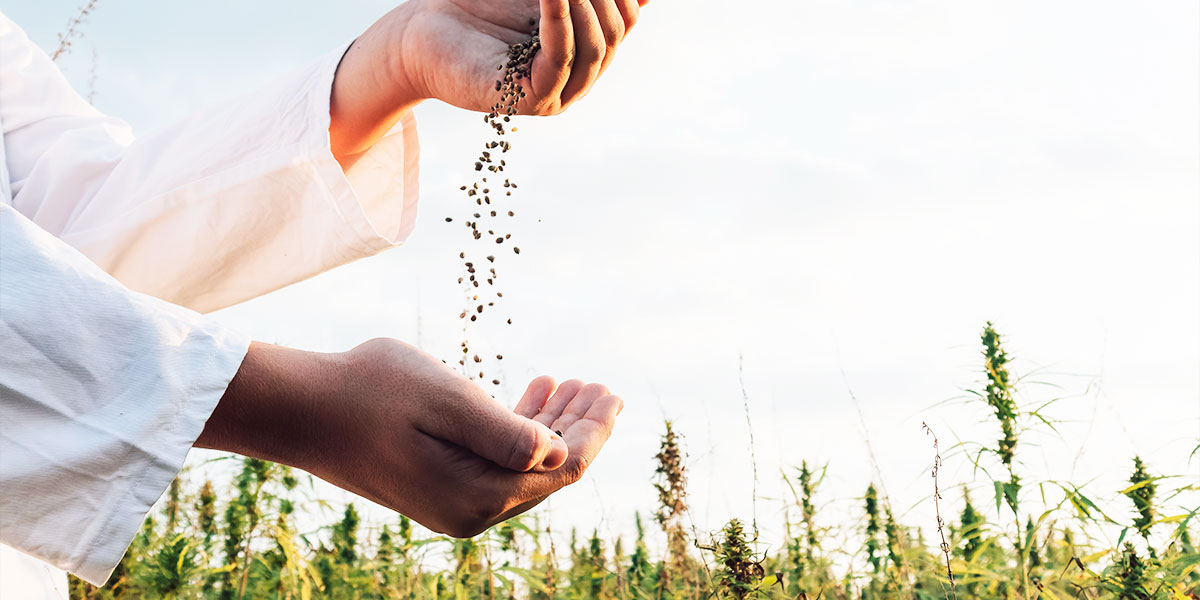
left=195, top=339, right=621, bottom=537
left=0, top=12, right=419, bottom=314
left=0, top=201, right=621, bottom=581
left=2, top=0, right=646, bottom=314
left=330, top=0, right=648, bottom=169
left=0, top=203, right=250, bottom=585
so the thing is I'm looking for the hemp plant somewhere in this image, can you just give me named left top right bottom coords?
left=1124, top=456, right=1158, bottom=548
left=714, top=519, right=759, bottom=600
left=980, top=322, right=1029, bottom=597
left=653, top=420, right=692, bottom=587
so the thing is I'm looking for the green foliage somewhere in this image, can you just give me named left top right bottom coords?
left=70, top=324, right=1199, bottom=600
left=1126, top=457, right=1158, bottom=542
left=714, top=519, right=757, bottom=599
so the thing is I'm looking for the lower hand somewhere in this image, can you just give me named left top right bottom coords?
left=196, top=339, right=623, bottom=537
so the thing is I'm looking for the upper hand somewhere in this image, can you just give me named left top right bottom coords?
left=375, top=0, right=648, bottom=115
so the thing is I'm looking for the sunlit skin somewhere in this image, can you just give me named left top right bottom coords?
left=197, top=340, right=622, bottom=537
left=198, top=0, right=648, bottom=537
left=329, top=0, right=648, bottom=168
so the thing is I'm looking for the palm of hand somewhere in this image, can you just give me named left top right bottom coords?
left=423, top=377, right=621, bottom=527
left=405, top=0, right=546, bottom=113
left=402, top=0, right=640, bottom=115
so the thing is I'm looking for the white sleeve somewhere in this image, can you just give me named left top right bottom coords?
left=0, top=202, right=251, bottom=585
left=0, top=12, right=420, bottom=313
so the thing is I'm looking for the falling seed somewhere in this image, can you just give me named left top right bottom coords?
left=445, top=217, right=453, bottom=222
left=492, top=379, right=501, bottom=385
left=496, top=354, right=504, bottom=360
left=513, top=247, right=521, bottom=254
left=554, top=430, right=563, bottom=437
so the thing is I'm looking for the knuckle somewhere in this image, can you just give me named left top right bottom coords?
left=506, top=421, right=544, bottom=472
left=474, top=499, right=506, bottom=524
left=567, top=455, right=591, bottom=483
left=584, top=38, right=606, bottom=59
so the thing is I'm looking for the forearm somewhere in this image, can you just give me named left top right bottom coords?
left=329, top=2, right=425, bottom=170
left=195, top=342, right=346, bottom=471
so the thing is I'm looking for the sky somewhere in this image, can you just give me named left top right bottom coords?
left=6, top=0, right=1198, bottom=561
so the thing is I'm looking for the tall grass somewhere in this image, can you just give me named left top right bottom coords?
left=69, top=324, right=1199, bottom=599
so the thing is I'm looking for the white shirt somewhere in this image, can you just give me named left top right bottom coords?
left=0, top=10, right=419, bottom=594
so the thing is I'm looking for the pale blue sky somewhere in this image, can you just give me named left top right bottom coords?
left=6, top=0, right=1198, bottom=557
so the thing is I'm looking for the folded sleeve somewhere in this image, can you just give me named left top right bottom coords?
left=0, top=202, right=252, bottom=585
left=0, top=12, right=420, bottom=313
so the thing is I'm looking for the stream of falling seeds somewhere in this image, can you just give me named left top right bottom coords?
left=445, top=25, right=540, bottom=388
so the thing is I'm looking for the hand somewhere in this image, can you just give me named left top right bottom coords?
left=393, top=0, right=649, bottom=114
left=196, top=339, right=623, bottom=537
left=329, top=0, right=650, bottom=166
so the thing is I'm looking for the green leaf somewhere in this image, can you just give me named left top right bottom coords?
left=499, top=566, right=553, bottom=596
left=994, top=481, right=1005, bottom=517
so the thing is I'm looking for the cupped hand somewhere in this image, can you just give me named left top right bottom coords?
left=395, top=374, right=623, bottom=535
left=377, top=0, right=648, bottom=115
left=217, top=339, right=624, bottom=538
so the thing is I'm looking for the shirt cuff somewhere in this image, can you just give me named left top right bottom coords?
left=307, top=40, right=422, bottom=260
left=0, top=204, right=253, bottom=586
left=73, top=327, right=251, bottom=586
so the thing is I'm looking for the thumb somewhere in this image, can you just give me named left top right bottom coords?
left=417, top=377, right=568, bottom=473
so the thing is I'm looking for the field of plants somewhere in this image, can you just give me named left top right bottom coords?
left=68, top=324, right=1199, bottom=599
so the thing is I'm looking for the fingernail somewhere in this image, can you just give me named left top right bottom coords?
left=538, top=435, right=568, bottom=471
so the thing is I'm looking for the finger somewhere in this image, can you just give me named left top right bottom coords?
left=614, top=0, right=640, bottom=40
left=555, top=394, right=623, bottom=482
left=589, top=0, right=625, bottom=74
left=514, top=376, right=556, bottom=418
left=486, top=393, right=623, bottom=506
left=532, top=0, right=574, bottom=108
left=416, top=384, right=567, bottom=473
left=559, top=0, right=606, bottom=106
left=550, top=382, right=609, bottom=433
left=532, top=379, right=585, bottom=428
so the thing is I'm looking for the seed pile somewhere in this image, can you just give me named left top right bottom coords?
left=445, top=24, right=541, bottom=387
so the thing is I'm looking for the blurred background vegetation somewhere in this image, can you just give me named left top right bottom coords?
left=69, top=324, right=1199, bottom=599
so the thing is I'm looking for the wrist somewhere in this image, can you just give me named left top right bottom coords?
left=195, top=342, right=347, bottom=471
left=329, top=1, right=426, bottom=168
